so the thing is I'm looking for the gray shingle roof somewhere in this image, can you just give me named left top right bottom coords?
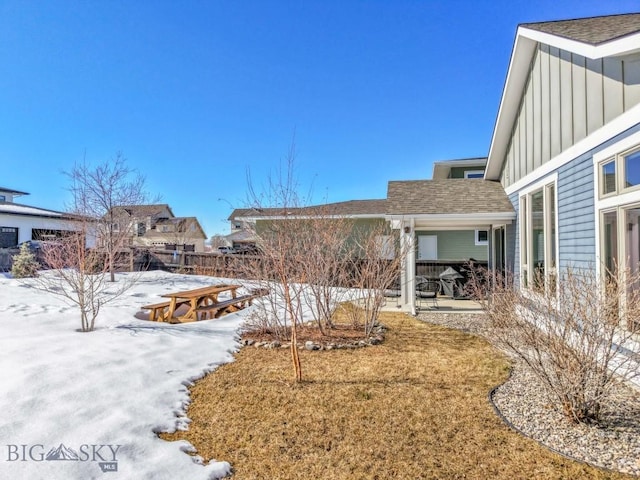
left=113, top=204, right=174, bottom=218
left=386, top=179, right=514, bottom=216
left=521, top=13, right=640, bottom=45
left=230, top=199, right=387, bottom=219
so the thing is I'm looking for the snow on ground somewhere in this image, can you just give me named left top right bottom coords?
left=0, top=270, right=255, bottom=480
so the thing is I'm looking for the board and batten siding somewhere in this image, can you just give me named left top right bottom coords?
left=501, top=44, right=640, bottom=188
left=417, top=230, right=488, bottom=261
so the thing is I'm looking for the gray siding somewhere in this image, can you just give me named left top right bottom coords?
left=501, top=46, right=640, bottom=187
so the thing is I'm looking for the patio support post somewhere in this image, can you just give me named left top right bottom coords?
left=399, top=218, right=416, bottom=315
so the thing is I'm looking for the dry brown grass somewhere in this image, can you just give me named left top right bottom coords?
left=161, top=312, right=631, bottom=479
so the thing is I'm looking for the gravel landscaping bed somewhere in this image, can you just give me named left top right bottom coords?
left=418, top=311, right=640, bottom=477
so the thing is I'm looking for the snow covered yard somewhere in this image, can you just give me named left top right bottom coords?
left=0, top=270, right=250, bottom=480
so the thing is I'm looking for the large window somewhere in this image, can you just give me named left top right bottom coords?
left=595, top=135, right=640, bottom=329
left=520, top=180, right=557, bottom=292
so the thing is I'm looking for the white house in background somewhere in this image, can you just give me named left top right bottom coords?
left=0, top=187, right=76, bottom=248
left=484, top=13, right=640, bottom=295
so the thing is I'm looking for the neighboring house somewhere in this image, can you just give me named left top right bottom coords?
left=228, top=200, right=390, bottom=251
left=105, top=204, right=207, bottom=252
left=227, top=199, right=386, bottom=245
left=484, top=13, right=640, bottom=293
left=0, top=187, right=76, bottom=248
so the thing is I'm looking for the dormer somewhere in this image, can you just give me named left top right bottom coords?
left=431, top=158, right=487, bottom=180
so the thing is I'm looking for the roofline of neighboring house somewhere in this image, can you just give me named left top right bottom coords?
left=0, top=187, right=29, bottom=197
left=0, top=208, right=74, bottom=220
left=485, top=20, right=640, bottom=181
left=240, top=213, right=385, bottom=222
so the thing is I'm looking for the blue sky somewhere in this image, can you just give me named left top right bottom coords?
left=1, top=1, right=639, bottom=237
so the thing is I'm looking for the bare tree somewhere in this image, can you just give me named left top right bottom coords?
left=66, top=152, right=150, bottom=282
left=242, top=143, right=307, bottom=382
left=471, top=265, right=640, bottom=424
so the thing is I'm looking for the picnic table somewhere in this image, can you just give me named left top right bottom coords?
left=142, top=284, right=267, bottom=323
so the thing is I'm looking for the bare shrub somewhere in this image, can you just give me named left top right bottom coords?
left=28, top=153, right=150, bottom=332
left=341, top=224, right=402, bottom=336
left=472, top=265, right=640, bottom=424
left=35, top=231, right=134, bottom=332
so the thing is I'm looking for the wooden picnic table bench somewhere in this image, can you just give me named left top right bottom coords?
left=142, top=284, right=269, bottom=323
left=141, top=299, right=190, bottom=322
left=194, top=288, right=269, bottom=320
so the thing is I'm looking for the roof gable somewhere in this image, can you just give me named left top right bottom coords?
left=486, top=13, right=640, bottom=181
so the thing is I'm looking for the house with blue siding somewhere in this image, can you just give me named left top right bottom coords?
left=225, top=13, right=640, bottom=315
left=484, top=13, right=640, bottom=292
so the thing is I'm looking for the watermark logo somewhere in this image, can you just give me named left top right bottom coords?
left=6, top=443, right=121, bottom=473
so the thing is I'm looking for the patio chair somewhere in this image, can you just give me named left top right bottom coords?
left=415, top=276, right=439, bottom=310
left=383, top=277, right=402, bottom=308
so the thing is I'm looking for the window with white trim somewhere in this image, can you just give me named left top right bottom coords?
left=598, top=146, right=640, bottom=198
left=474, top=230, right=488, bottom=245
left=594, top=136, right=640, bottom=330
left=464, top=170, right=484, bottom=179
left=520, top=181, right=556, bottom=292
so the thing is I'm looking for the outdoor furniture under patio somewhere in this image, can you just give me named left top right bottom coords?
left=415, top=276, right=439, bottom=310
left=439, top=266, right=466, bottom=298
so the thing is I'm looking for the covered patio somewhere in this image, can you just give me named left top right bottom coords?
left=386, top=179, right=516, bottom=314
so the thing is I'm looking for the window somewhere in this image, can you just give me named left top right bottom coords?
left=137, top=223, right=146, bottom=236
left=464, top=170, right=484, bottom=179
left=595, top=137, right=640, bottom=329
left=0, top=195, right=5, bottom=202
left=520, top=180, right=557, bottom=292
left=624, top=150, right=640, bottom=189
left=598, top=147, right=640, bottom=197
left=475, top=230, right=488, bottom=245
left=601, top=160, right=616, bottom=196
